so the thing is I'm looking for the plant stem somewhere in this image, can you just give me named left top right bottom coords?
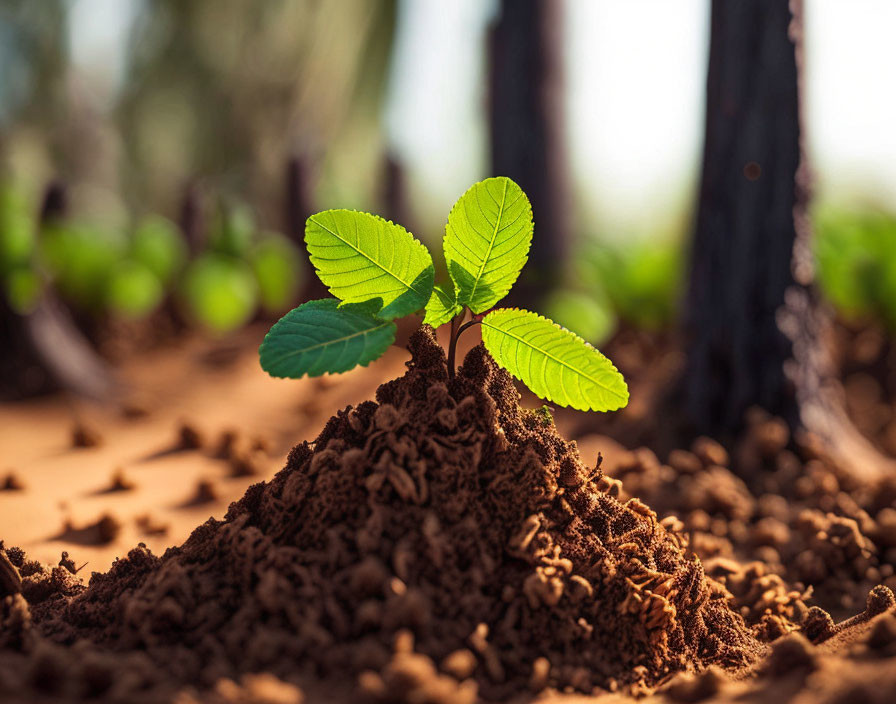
left=447, top=312, right=483, bottom=379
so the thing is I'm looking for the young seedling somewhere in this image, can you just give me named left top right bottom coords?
left=259, top=177, right=629, bottom=412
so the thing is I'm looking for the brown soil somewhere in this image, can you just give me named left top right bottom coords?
left=600, top=407, right=896, bottom=626
left=0, top=328, right=762, bottom=702
left=1, top=325, right=895, bottom=703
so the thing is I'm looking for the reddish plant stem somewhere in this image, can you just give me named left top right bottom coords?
left=447, top=312, right=483, bottom=379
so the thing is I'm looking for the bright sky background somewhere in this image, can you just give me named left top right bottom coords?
left=385, top=0, right=896, bottom=235
left=804, top=0, right=896, bottom=207
left=68, top=0, right=136, bottom=108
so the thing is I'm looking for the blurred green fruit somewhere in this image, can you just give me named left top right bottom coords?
left=250, top=233, right=303, bottom=313
left=544, top=289, right=615, bottom=344
left=5, top=267, right=42, bottom=314
left=181, top=254, right=258, bottom=333
left=105, top=260, right=165, bottom=319
left=131, top=215, right=187, bottom=284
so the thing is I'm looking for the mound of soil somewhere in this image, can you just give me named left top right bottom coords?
left=608, top=408, right=896, bottom=630
left=0, top=328, right=761, bottom=702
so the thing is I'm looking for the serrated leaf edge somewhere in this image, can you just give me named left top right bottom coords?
left=259, top=299, right=396, bottom=379
left=480, top=307, right=629, bottom=409
left=306, top=209, right=433, bottom=300
left=444, top=177, right=533, bottom=313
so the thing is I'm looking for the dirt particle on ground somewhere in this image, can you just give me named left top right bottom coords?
left=866, top=613, right=896, bottom=652
left=213, top=429, right=240, bottom=460
left=1, top=472, right=25, bottom=491
left=761, top=632, right=817, bottom=677
left=803, top=607, right=837, bottom=643
left=119, top=400, right=150, bottom=419
left=53, top=514, right=121, bottom=546
left=228, top=452, right=261, bottom=478
left=135, top=514, right=169, bottom=537
left=664, top=666, right=723, bottom=702
left=180, top=478, right=217, bottom=506
left=71, top=423, right=102, bottom=448
left=176, top=422, right=204, bottom=450
left=98, top=469, right=135, bottom=494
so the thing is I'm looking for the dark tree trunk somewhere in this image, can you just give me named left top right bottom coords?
left=1, top=182, right=115, bottom=401
left=682, top=0, right=890, bottom=481
left=284, top=154, right=326, bottom=300
left=380, top=154, right=417, bottom=236
left=488, top=0, right=568, bottom=307
left=285, top=155, right=313, bottom=247
left=178, top=182, right=205, bottom=256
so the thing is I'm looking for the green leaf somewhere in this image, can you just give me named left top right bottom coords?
left=480, top=308, right=629, bottom=412
left=259, top=298, right=395, bottom=379
left=444, top=177, right=533, bottom=313
left=305, top=209, right=434, bottom=320
left=423, top=282, right=462, bottom=328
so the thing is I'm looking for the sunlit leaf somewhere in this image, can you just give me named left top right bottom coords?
left=305, top=209, right=434, bottom=320
left=423, top=281, right=462, bottom=328
left=444, top=177, right=532, bottom=313
left=480, top=308, right=628, bottom=412
left=259, top=298, right=395, bottom=378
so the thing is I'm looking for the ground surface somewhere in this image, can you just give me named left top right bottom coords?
left=2, top=322, right=895, bottom=703
left=0, top=322, right=582, bottom=572
left=0, top=324, right=409, bottom=569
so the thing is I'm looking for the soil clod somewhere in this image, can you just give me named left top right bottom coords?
left=71, top=423, right=103, bottom=448
left=53, top=514, right=122, bottom=546
left=180, top=478, right=217, bottom=506
left=1, top=472, right=24, bottom=491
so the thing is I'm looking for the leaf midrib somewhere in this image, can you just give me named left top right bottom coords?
left=270, top=320, right=391, bottom=362
left=310, top=215, right=426, bottom=297
left=467, top=179, right=508, bottom=304
left=481, top=318, right=626, bottom=402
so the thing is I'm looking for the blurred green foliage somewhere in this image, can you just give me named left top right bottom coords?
left=209, top=203, right=255, bottom=258
left=176, top=202, right=304, bottom=332
left=813, top=205, right=896, bottom=328
left=130, top=215, right=188, bottom=285
left=180, top=254, right=258, bottom=333
left=543, top=288, right=615, bottom=345
left=105, top=260, right=165, bottom=318
left=0, top=185, right=34, bottom=275
left=572, top=238, right=683, bottom=332
left=0, top=184, right=304, bottom=330
left=250, top=234, right=303, bottom=314
left=39, top=221, right=127, bottom=309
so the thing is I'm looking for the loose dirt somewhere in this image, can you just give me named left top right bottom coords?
left=1, top=325, right=894, bottom=703
left=1, top=328, right=762, bottom=702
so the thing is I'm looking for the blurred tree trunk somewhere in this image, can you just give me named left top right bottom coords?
left=380, top=154, right=416, bottom=236
left=488, top=0, right=568, bottom=307
left=1, top=184, right=114, bottom=401
left=284, top=155, right=327, bottom=300
left=682, top=0, right=890, bottom=480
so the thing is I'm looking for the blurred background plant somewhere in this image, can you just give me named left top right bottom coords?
left=1, top=0, right=895, bottom=347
